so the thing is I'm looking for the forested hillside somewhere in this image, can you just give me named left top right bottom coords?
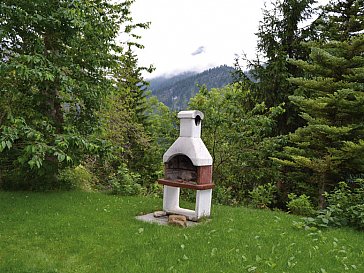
left=149, top=65, right=235, bottom=109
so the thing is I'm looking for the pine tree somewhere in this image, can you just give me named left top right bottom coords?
left=312, top=0, right=364, bottom=42
left=235, top=0, right=316, bottom=134
left=275, top=35, right=364, bottom=207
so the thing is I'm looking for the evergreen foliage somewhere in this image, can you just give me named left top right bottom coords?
left=235, top=0, right=316, bottom=134
left=149, top=65, right=235, bottom=110
left=97, top=46, right=154, bottom=188
left=274, top=35, right=364, bottom=207
left=312, top=0, right=364, bottom=42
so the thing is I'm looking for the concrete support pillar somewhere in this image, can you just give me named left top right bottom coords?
left=163, top=185, right=180, bottom=212
left=195, top=189, right=212, bottom=219
left=163, top=185, right=212, bottom=221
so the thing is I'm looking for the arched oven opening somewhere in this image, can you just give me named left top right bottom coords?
left=165, top=154, right=197, bottom=182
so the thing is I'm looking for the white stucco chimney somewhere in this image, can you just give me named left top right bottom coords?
left=163, top=110, right=212, bottom=166
left=178, top=110, right=203, bottom=138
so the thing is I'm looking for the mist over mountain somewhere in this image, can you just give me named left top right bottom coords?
left=148, top=65, right=236, bottom=110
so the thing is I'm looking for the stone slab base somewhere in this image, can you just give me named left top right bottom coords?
left=136, top=213, right=203, bottom=227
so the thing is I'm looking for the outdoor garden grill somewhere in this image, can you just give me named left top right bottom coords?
left=158, top=110, right=213, bottom=221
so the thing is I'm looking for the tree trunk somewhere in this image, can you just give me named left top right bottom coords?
left=44, top=33, right=64, bottom=134
left=42, top=33, right=64, bottom=183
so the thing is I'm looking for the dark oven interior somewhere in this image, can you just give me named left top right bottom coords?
left=165, top=155, right=197, bottom=182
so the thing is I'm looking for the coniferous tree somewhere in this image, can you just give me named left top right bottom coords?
left=235, top=0, right=316, bottom=134
left=275, top=35, right=364, bottom=207
left=311, top=0, right=364, bottom=42
left=273, top=0, right=364, bottom=207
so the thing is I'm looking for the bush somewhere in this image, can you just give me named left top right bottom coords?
left=287, top=193, right=316, bottom=216
left=298, top=180, right=364, bottom=230
left=109, top=164, right=144, bottom=196
left=322, top=180, right=364, bottom=229
left=147, top=182, right=163, bottom=198
left=58, top=165, right=96, bottom=191
left=249, top=183, right=277, bottom=209
left=347, top=204, right=364, bottom=230
left=213, top=186, right=238, bottom=206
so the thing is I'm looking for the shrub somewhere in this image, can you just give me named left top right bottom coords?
left=109, top=164, right=144, bottom=196
left=322, top=180, right=364, bottom=229
left=249, top=183, right=277, bottom=209
left=147, top=182, right=163, bottom=198
left=287, top=193, right=316, bottom=216
left=213, top=186, right=238, bottom=206
left=347, top=204, right=364, bottom=230
left=298, top=179, right=364, bottom=230
left=58, top=165, right=96, bottom=191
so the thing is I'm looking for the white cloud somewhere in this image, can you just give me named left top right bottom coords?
left=129, top=0, right=329, bottom=78
left=129, top=0, right=266, bottom=77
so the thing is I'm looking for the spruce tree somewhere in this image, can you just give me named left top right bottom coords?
left=235, top=0, right=316, bottom=134
left=312, top=0, right=364, bottom=42
left=275, top=35, right=364, bottom=207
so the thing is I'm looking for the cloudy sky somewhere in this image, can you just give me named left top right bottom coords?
left=130, top=0, right=327, bottom=78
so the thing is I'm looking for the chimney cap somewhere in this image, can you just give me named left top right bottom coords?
left=177, top=110, right=204, bottom=120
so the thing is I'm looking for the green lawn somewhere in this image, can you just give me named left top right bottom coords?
left=0, top=191, right=363, bottom=273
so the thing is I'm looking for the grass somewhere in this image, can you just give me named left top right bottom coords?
left=1, top=191, right=364, bottom=273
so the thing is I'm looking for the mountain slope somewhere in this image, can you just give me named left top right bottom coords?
left=148, top=65, right=235, bottom=110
